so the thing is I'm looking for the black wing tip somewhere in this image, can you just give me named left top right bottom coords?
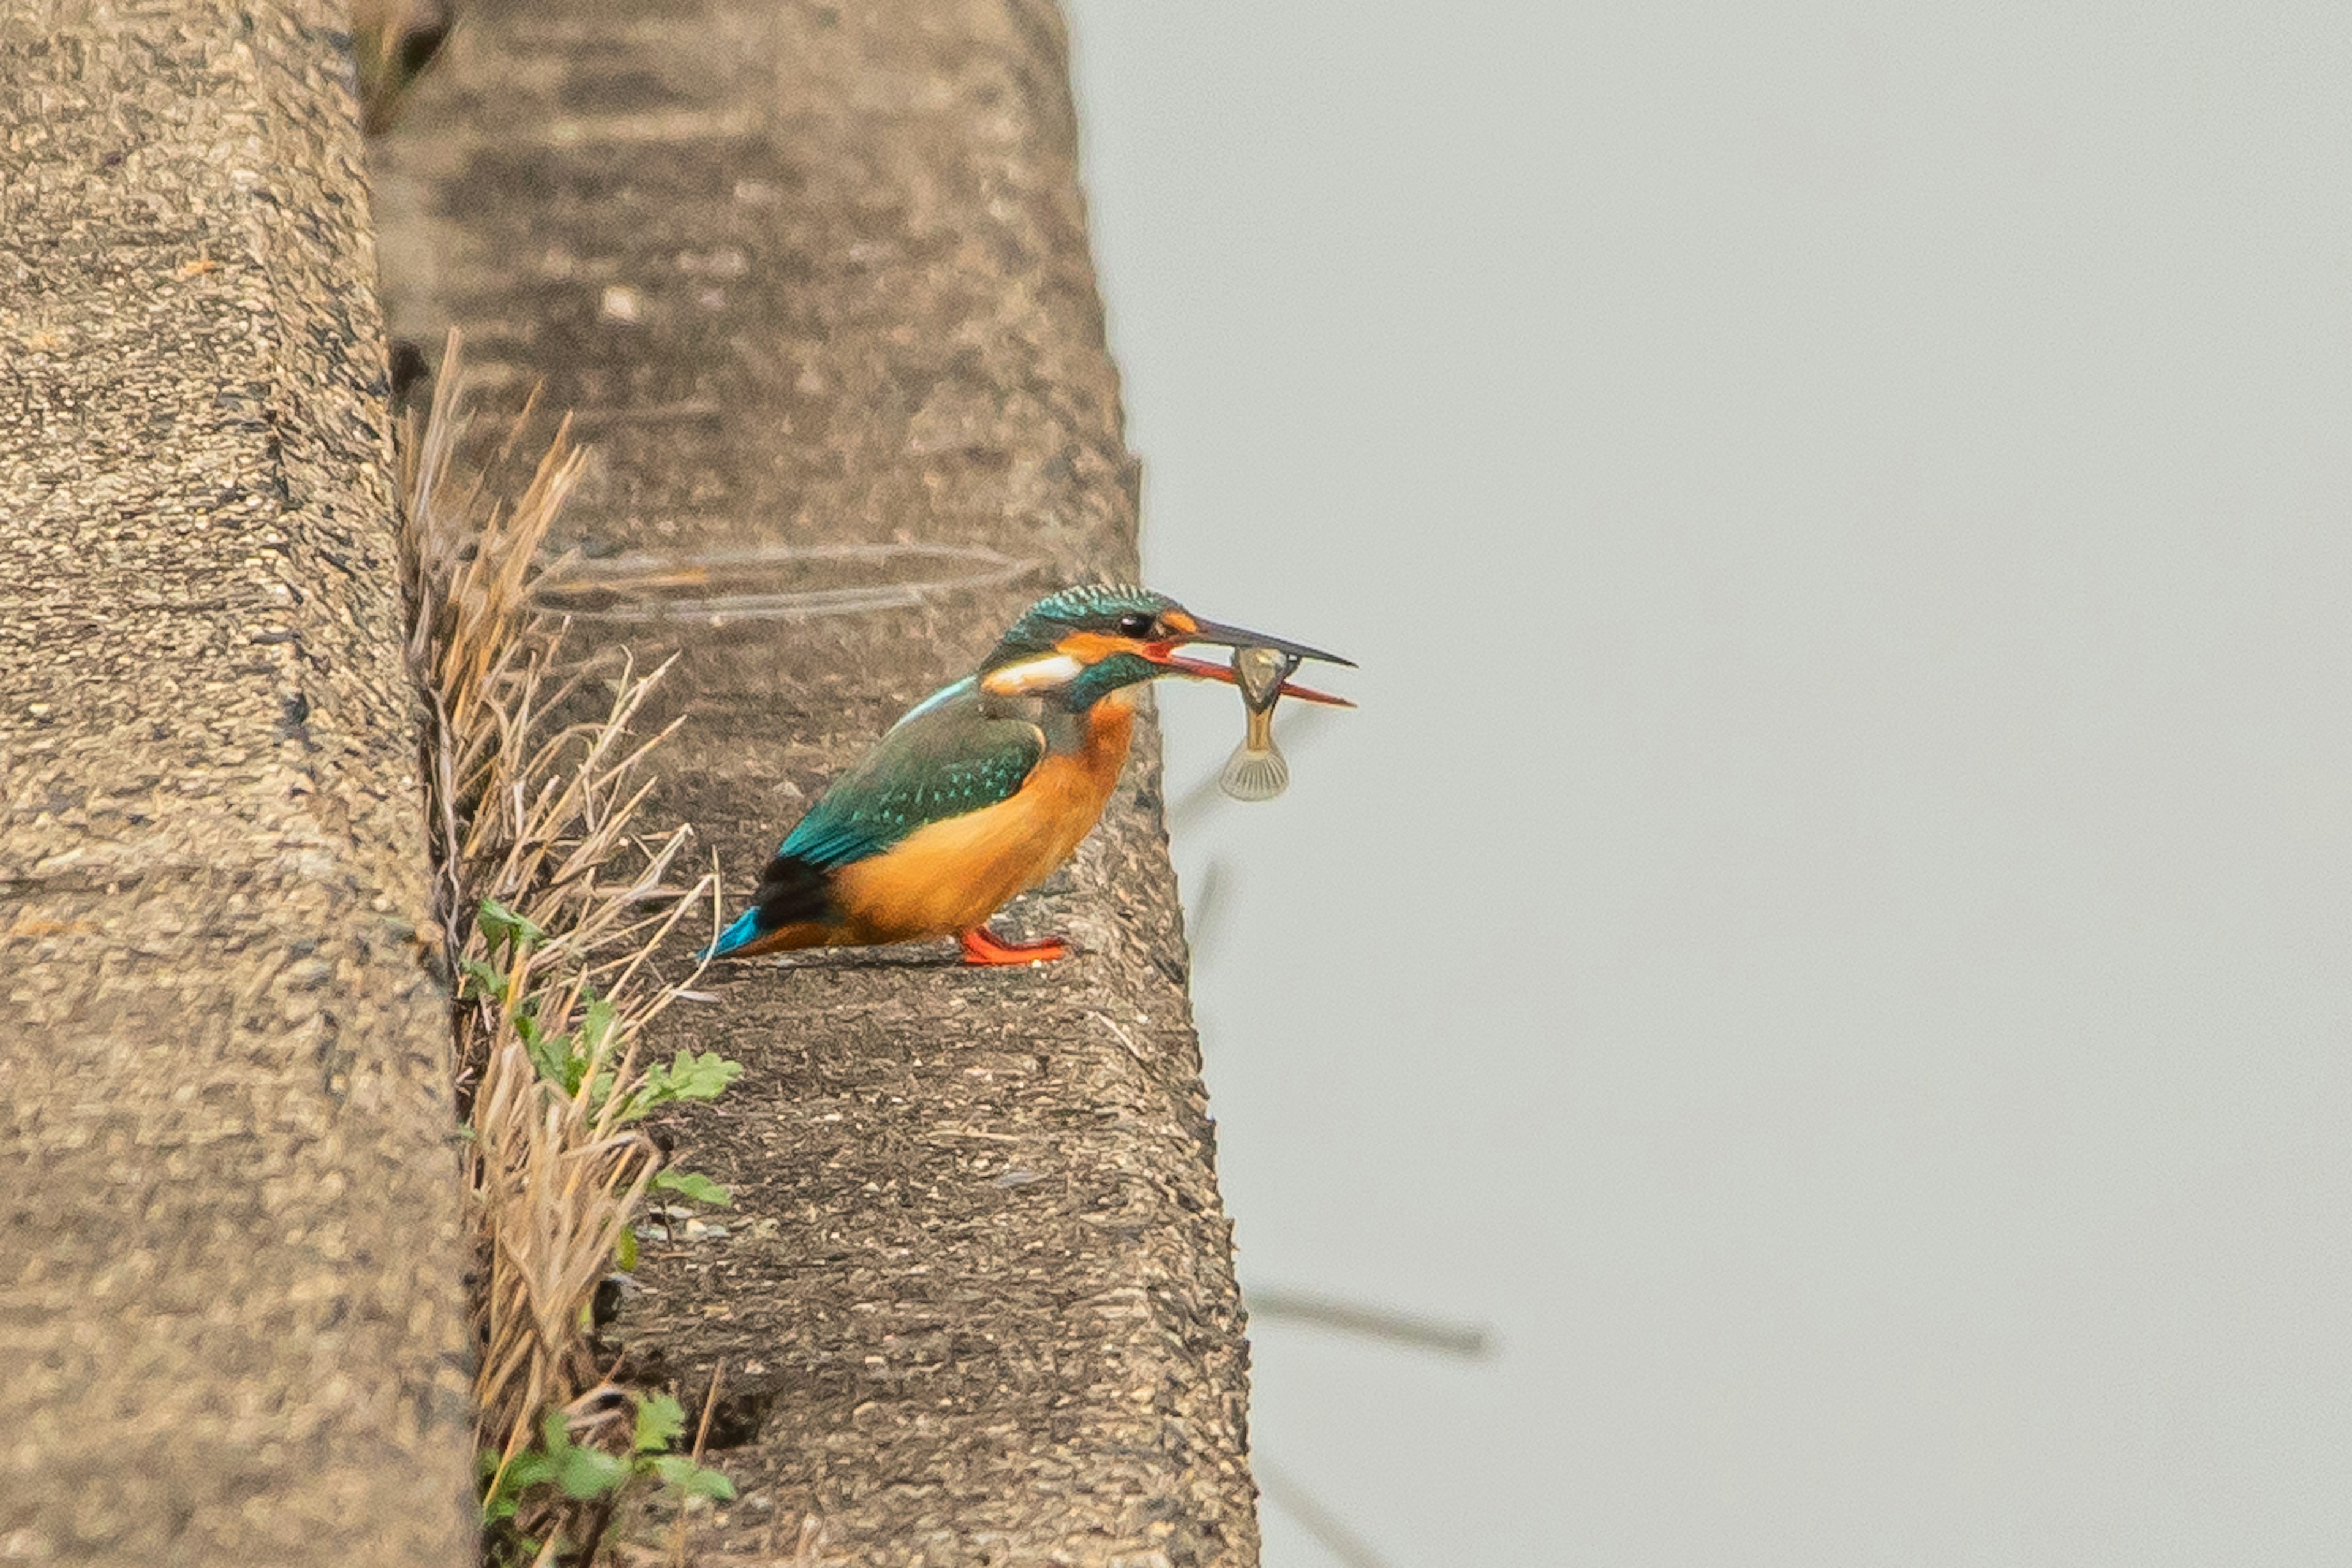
left=751, top=852, right=838, bottom=930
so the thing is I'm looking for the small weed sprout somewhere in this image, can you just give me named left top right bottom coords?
left=477, top=1387, right=734, bottom=1567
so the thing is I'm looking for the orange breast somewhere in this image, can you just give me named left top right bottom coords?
left=831, top=696, right=1134, bottom=944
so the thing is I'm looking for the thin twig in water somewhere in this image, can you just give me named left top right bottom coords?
left=1247, top=1288, right=1494, bottom=1359
left=1256, top=1457, right=1404, bottom=1568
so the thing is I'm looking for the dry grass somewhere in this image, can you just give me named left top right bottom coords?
left=399, top=332, right=720, bottom=1548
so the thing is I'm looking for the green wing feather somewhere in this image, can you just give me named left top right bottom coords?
left=779, top=679, right=1043, bottom=869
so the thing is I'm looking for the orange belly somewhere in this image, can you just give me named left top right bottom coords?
left=827, top=696, right=1134, bottom=944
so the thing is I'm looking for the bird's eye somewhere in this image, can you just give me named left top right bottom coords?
left=1117, top=611, right=1155, bottom=639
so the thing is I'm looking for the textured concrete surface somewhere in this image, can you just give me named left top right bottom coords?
left=372, top=1, right=1259, bottom=1562
left=0, top=6, right=472, bottom=1564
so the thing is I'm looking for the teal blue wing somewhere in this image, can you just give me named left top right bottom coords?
left=778, top=680, right=1043, bottom=870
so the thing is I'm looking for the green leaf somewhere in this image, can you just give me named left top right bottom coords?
left=551, top=1439, right=627, bottom=1501
left=579, top=994, right=618, bottom=1057
left=633, top=1050, right=744, bottom=1116
left=522, top=1025, right=574, bottom=1092
left=650, top=1169, right=732, bottom=1207
left=615, top=1224, right=638, bottom=1272
left=458, top=957, right=508, bottom=1004
left=632, top=1393, right=688, bottom=1455
left=495, top=1447, right=557, bottom=1498
left=478, top=898, right=546, bottom=954
left=649, top=1453, right=737, bottom=1501
left=478, top=1436, right=562, bottom=1567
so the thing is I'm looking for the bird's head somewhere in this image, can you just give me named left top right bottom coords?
left=978, top=584, right=1352, bottom=710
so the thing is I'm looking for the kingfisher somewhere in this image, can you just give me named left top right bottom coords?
left=702, top=584, right=1351, bottom=966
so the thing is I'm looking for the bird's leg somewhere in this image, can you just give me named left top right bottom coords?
left=959, top=926, right=1070, bottom=966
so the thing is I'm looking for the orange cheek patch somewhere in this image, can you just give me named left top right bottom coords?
left=1058, top=630, right=1145, bottom=664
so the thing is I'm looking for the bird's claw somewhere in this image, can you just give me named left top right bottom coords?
left=959, top=928, right=1070, bottom=966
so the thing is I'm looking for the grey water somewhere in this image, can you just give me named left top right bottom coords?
left=1069, top=4, right=2352, bottom=1565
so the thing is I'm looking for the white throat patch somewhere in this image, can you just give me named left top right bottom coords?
left=981, top=652, right=1086, bottom=696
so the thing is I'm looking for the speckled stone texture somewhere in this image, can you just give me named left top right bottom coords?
left=371, top=1, right=1260, bottom=1562
left=0, top=6, right=472, bottom=1564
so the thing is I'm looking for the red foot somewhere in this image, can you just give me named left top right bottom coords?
left=959, top=927, right=1070, bottom=966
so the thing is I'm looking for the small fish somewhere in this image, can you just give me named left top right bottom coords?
left=1218, top=645, right=1303, bottom=802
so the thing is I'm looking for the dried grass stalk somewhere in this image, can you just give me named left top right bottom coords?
left=398, top=331, right=715, bottom=1472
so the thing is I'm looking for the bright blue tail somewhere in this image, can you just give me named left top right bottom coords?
left=696, top=907, right=766, bottom=963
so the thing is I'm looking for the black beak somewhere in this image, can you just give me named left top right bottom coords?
left=1145, top=615, right=1356, bottom=707
left=1176, top=617, right=1355, bottom=668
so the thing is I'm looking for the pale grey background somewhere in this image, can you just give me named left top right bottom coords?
left=1068, top=4, right=2352, bottom=1565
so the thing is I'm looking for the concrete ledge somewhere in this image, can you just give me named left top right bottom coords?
left=0, top=4, right=472, bottom=1562
left=373, top=0, right=1260, bottom=1561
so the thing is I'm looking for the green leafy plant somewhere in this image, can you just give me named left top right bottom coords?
left=632, top=1050, right=745, bottom=1119
left=457, top=900, right=741, bottom=1221
left=650, top=1169, right=732, bottom=1206
left=630, top=1393, right=738, bottom=1503
left=462, top=902, right=741, bottom=1128
left=480, top=1392, right=736, bottom=1567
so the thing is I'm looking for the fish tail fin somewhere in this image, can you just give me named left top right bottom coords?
left=1218, top=740, right=1290, bottom=802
